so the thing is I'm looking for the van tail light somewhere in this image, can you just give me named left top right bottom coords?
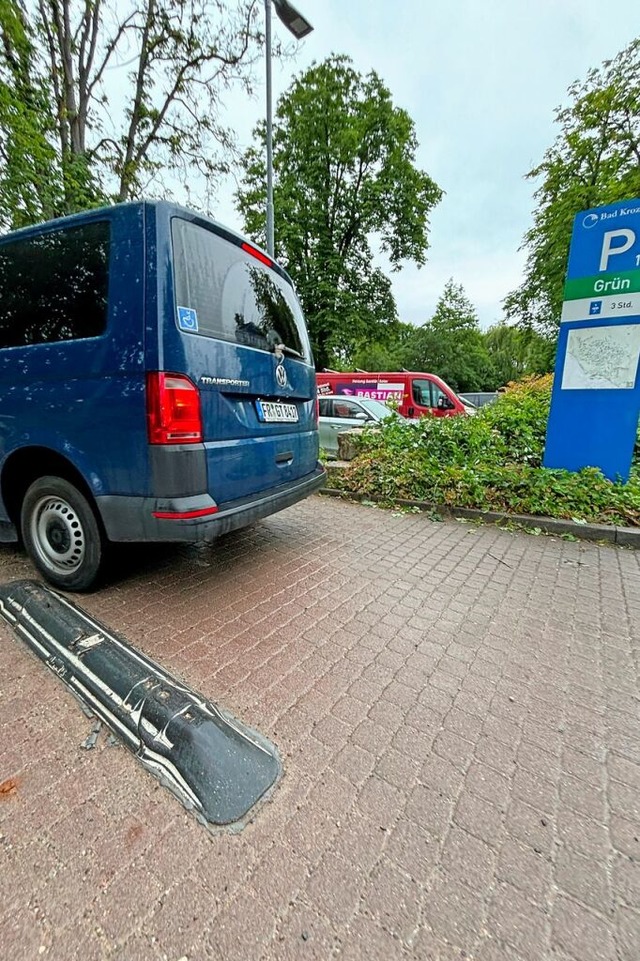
left=146, top=372, right=203, bottom=445
left=315, top=396, right=320, bottom=425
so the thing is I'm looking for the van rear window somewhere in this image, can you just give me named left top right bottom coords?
left=171, top=218, right=310, bottom=360
left=0, top=221, right=110, bottom=348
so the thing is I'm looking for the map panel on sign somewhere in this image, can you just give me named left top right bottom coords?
left=561, top=324, right=640, bottom=390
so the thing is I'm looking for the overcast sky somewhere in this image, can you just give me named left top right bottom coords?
left=211, top=0, right=640, bottom=330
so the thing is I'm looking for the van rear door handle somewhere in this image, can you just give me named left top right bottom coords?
left=275, top=451, right=294, bottom=464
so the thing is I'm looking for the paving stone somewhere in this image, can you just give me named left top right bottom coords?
left=411, top=923, right=477, bottom=960
left=559, top=774, right=607, bottom=821
left=248, top=842, right=310, bottom=910
left=433, top=729, right=476, bottom=770
left=374, top=746, right=420, bottom=789
left=207, top=889, right=276, bottom=961
left=406, top=783, right=455, bottom=840
left=617, top=906, right=640, bottom=961
left=338, top=914, right=404, bottom=960
left=356, top=775, right=404, bottom=830
left=363, top=857, right=420, bottom=940
left=488, top=882, right=549, bottom=961
left=142, top=876, right=216, bottom=948
left=496, top=838, right=552, bottom=902
left=608, top=778, right=640, bottom=820
left=466, top=761, right=512, bottom=810
left=384, top=816, right=439, bottom=882
left=608, top=754, right=640, bottom=790
left=423, top=872, right=485, bottom=947
left=421, top=753, right=466, bottom=800
left=475, top=938, right=529, bottom=961
left=474, top=735, right=518, bottom=778
left=554, top=846, right=612, bottom=913
left=505, top=799, right=554, bottom=857
left=612, top=854, right=640, bottom=907
left=517, top=740, right=561, bottom=780
left=557, top=810, right=611, bottom=862
left=331, top=743, right=376, bottom=787
left=453, top=791, right=505, bottom=848
left=513, top=767, right=557, bottom=815
left=551, top=894, right=617, bottom=961
left=440, top=826, right=497, bottom=891
left=609, top=815, right=640, bottom=859
left=562, top=746, right=604, bottom=787
left=1, top=497, right=638, bottom=961
left=306, top=852, right=368, bottom=924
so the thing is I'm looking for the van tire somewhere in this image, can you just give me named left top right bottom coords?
left=20, top=476, right=104, bottom=592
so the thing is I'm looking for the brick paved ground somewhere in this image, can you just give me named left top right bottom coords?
left=1, top=495, right=639, bottom=961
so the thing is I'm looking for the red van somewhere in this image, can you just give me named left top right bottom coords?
left=316, top=371, right=473, bottom=418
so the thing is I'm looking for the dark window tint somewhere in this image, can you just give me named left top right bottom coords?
left=412, top=379, right=433, bottom=407
left=334, top=400, right=363, bottom=419
left=172, top=218, right=310, bottom=360
left=0, top=222, right=110, bottom=348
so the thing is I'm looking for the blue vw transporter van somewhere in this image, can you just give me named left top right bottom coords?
left=0, top=201, right=324, bottom=590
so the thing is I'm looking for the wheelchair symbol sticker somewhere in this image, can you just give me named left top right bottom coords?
left=177, top=306, right=198, bottom=333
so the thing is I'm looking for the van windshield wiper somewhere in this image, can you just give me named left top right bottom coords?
left=270, top=342, right=303, bottom=359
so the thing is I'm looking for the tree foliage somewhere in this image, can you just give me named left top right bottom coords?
left=505, top=37, right=640, bottom=334
left=349, top=323, right=416, bottom=373
left=236, top=55, right=442, bottom=370
left=334, top=281, right=556, bottom=389
left=401, top=279, right=495, bottom=392
left=484, top=321, right=556, bottom=387
left=0, top=0, right=67, bottom=225
left=0, top=0, right=264, bottom=229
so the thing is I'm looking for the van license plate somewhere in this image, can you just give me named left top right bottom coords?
left=256, top=401, right=299, bottom=423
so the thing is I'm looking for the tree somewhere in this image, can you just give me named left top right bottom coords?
left=0, top=1, right=68, bottom=226
left=0, top=0, right=264, bottom=229
left=350, top=323, right=416, bottom=373
left=484, top=321, right=556, bottom=386
left=401, top=279, right=495, bottom=392
left=505, top=38, right=640, bottom=334
left=236, top=55, right=442, bottom=370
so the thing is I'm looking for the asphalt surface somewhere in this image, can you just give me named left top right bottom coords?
left=1, top=495, right=639, bottom=961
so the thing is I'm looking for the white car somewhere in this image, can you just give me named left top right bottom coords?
left=318, top=394, right=406, bottom=456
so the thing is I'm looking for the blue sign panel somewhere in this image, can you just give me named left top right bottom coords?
left=543, top=198, right=640, bottom=483
left=565, top=200, right=640, bottom=279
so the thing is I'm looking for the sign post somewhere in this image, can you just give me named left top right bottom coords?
left=543, top=198, right=640, bottom=482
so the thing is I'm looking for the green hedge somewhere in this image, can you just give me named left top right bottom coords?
left=329, top=377, right=640, bottom=527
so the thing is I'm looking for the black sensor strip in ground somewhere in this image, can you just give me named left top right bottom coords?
left=0, top=579, right=281, bottom=829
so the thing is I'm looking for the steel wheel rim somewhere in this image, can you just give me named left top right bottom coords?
left=30, top=495, right=86, bottom=575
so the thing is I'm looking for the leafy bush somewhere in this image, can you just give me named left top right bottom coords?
left=330, top=376, right=640, bottom=526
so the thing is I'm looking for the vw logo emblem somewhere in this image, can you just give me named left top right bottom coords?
left=275, top=361, right=288, bottom=388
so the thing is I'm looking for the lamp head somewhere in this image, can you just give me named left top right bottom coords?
left=272, top=0, right=313, bottom=39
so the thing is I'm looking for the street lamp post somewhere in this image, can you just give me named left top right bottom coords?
left=264, top=0, right=313, bottom=258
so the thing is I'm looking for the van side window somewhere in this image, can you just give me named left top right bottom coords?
left=431, top=385, right=448, bottom=408
left=0, top=222, right=110, bottom=348
left=412, top=379, right=433, bottom=407
left=171, top=218, right=309, bottom=360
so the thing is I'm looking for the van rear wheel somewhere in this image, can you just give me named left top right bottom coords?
left=21, top=476, right=104, bottom=592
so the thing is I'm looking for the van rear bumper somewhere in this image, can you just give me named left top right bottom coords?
left=96, top=466, right=326, bottom=543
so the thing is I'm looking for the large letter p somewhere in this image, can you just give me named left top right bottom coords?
left=599, top=229, right=636, bottom=271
